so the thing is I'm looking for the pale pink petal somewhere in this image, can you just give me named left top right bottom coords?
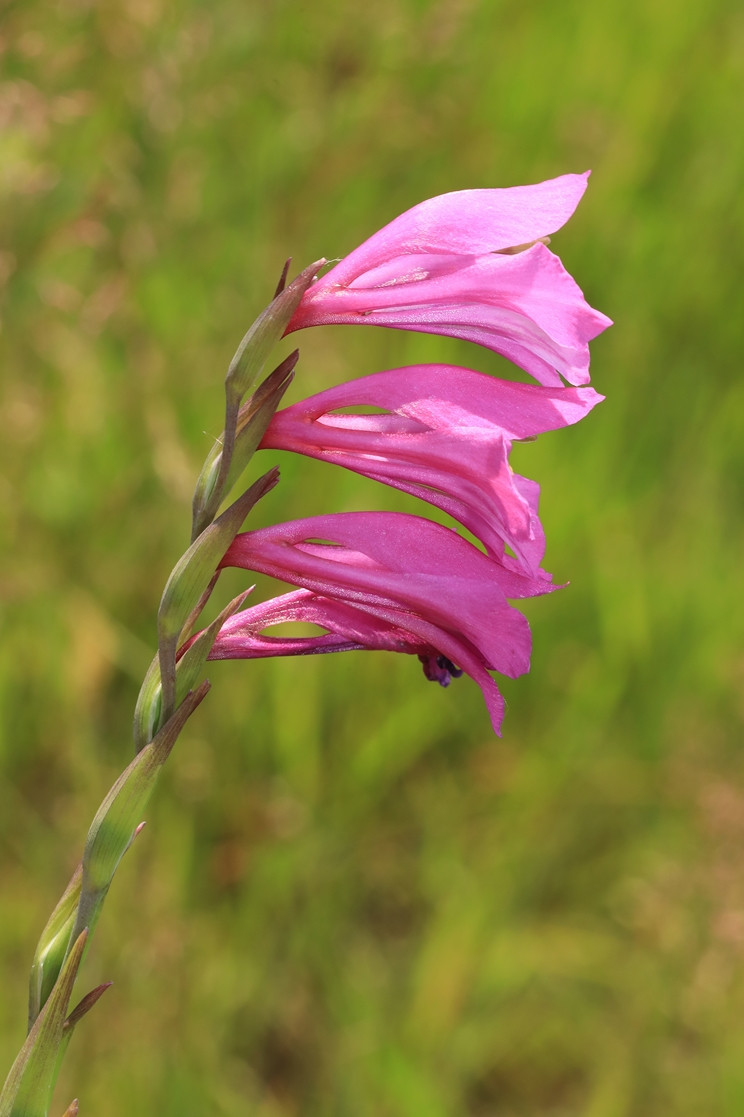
left=323, top=172, right=593, bottom=285
left=290, top=244, right=611, bottom=388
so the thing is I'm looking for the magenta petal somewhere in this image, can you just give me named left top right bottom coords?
left=222, top=511, right=549, bottom=679
left=287, top=173, right=611, bottom=386
left=268, top=363, right=603, bottom=440
left=208, top=588, right=509, bottom=734
left=319, top=173, right=593, bottom=285
left=211, top=588, right=437, bottom=660
left=209, top=589, right=374, bottom=659
left=263, top=364, right=602, bottom=571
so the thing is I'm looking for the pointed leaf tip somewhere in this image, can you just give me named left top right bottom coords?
left=64, top=983, right=114, bottom=1032
left=274, top=257, right=291, bottom=297
left=225, top=258, right=325, bottom=402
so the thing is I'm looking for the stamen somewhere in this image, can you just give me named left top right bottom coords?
left=418, top=653, right=464, bottom=688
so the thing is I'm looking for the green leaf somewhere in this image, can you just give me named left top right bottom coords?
left=70, top=682, right=210, bottom=947
left=133, top=591, right=251, bottom=752
left=0, top=931, right=87, bottom=1117
left=157, top=470, right=278, bottom=719
left=191, top=351, right=297, bottom=538
left=28, top=866, right=82, bottom=1029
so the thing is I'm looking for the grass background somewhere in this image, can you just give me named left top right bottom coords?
left=1, top=0, right=743, bottom=1113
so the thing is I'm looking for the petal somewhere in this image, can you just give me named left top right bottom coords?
left=269, top=414, right=535, bottom=567
left=209, top=588, right=509, bottom=735
left=268, top=363, right=603, bottom=441
left=222, top=511, right=548, bottom=678
left=290, top=244, right=611, bottom=387
left=318, top=172, right=593, bottom=286
left=263, top=365, right=602, bottom=570
left=210, top=589, right=355, bottom=656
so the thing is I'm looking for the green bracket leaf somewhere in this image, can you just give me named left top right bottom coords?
left=0, top=930, right=87, bottom=1117
left=191, top=351, right=297, bottom=538
left=157, top=470, right=278, bottom=720
left=70, top=682, right=210, bottom=949
left=28, top=866, right=82, bottom=1031
left=133, top=591, right=251, bottom=752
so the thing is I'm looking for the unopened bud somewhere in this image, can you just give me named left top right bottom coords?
left=225, top=260, right=323, bottom=404
left=72, top=683, right=209, bottom=945
left=28, top=864, right=83, bottom=1027
left=158, top=470, right=278, bottom=720
left=0, top=931, right=87, bottom=1117
left=192, top=353, right=297, bottom=538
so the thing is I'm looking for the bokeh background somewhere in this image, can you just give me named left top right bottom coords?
left=1, top=0, right=743, bottom=1113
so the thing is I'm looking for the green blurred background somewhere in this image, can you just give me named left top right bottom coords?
left=1, top=0, right=743, bottom=1113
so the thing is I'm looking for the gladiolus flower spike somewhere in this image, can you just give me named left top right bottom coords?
left=203, top=173, right=611, bottom=734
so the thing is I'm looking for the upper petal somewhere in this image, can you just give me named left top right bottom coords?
left=267, top=364, right=603, bottom=441
left=324, top=172, right=593, bottom=285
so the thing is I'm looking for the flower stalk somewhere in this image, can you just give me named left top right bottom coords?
left=1, top=269, right=310, bottom=1114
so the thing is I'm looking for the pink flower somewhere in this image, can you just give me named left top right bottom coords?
left=287, top=172, right=612, bottom=387
left=199, top=174, right=610, bottom=733
left=218, top=511, right=556, bottom=735
left=262, top=363, right=603, bottom=575
left=210, top=587, right=510, bottom=733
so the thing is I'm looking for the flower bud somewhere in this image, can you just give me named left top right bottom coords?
left=28, top=864, right=82, bottom=1027
left=157, top=470, right=278, bottom=719
left=191, top=352, right=297, bottom=539
left=0, top=930, right=87, bottom=1117
left=225, top=260, right=323, bottom=404
left=72, top=683, right=209, bottom=946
